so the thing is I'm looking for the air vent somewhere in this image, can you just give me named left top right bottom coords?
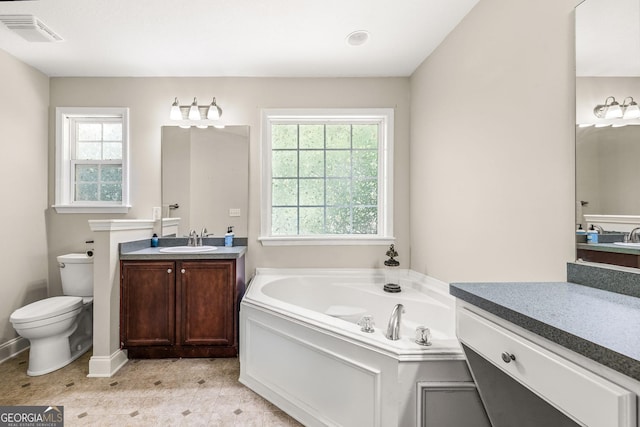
left=0, top=14, right=63, bottom=42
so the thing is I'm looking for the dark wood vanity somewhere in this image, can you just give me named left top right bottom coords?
left=576, top=244, right=640, bottom=269
left=120, top=251, right=245, bottom=358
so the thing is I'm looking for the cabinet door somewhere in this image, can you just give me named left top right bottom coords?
left=178, top=260, right=235, bottom=346
left=121, top=261, right=176, bottom=347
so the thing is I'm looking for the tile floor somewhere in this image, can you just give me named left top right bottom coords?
left=0, top=350, right=303, bottom=426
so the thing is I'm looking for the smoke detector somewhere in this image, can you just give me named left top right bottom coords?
left=0, top=14, right=63, bottom=42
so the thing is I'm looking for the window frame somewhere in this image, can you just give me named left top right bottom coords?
left=54, top=107, right=131, bottom=214
left=259, top=108, right=395, bottom=246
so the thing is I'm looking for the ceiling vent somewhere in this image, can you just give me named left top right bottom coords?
left=0, top=14, right=63, bottom=42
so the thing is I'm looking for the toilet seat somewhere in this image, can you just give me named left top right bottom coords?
left=10, top=296, right=83, bottom=325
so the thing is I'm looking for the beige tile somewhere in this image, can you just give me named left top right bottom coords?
left=0, top=351, right=302, bottom=426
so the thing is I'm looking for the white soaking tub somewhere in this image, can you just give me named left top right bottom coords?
left=239, top=269, right=479, bottom=427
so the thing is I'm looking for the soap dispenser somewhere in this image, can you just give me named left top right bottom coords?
left=587, top=225, right=599, bottom=243
left=225, top=226, right=234, bottom=247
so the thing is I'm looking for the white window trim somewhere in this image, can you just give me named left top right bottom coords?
left=53, top=107, right=131, bottom=214
left=259, top=108, right=395, bottom=246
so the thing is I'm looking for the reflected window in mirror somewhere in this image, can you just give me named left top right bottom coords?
left=259, top=108, right=395, bottom=246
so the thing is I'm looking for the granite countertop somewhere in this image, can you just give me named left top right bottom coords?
left=577, top=242, right=640, bottom=255
left=120, top=238, right=247, bottom=260
left=120, top=245, right=246, bottom=260
left=450, top=281, right=640, bottom=382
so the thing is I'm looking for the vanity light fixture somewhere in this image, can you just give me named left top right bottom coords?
left=593, top=96, right=622, bottom=119
left=169, top=97, right=224, bottom=124
left=207, top=98, right=222, bottom=120
left=593, top=96, right=640, bottom=120
left=170, top=98, right=182, bottom=120
left=188, top=98, right=201, bottom=120
left=622, top=97, right=640, bottom=120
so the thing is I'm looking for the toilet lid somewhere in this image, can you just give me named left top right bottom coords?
left=10, top=296, right=83, bottom=324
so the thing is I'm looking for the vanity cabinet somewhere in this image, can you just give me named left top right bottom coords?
left=577, top=248, right=640, bottom=268
left=120, top=257, right=245, bottom=358
left=457, top=305, right=636, bottom=427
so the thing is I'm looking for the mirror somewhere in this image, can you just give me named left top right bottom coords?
left=575, top=0, right=640, bottom=267
left=161, top=126, right=249, bottom=238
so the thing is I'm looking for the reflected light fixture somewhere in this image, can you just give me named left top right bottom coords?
left=593, top=96, right=622, bottom=119
left=169, top=97, right=223, bottom=124
left=593, top=95, right=640, bottom=121
left=622, top=97, right=640, bottom=120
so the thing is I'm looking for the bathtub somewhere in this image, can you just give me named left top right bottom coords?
left=239, top=269, right=477, bottom=427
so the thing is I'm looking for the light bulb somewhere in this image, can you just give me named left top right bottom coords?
left=623, top=102, right=640, bottom=120
left=170, top=97, right=182, bottom=120
left=188, top=97, right=201, bottom=120
left=207, top=97, right=222, bottom=120
left=605, top=102, right=623, bottom=119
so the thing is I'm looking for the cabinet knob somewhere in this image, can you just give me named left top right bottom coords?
left=181, top=268, right=186, bottom=274
left=167, top=269, right=172, bottom=274
left=501, top=351, right=516, bottom=363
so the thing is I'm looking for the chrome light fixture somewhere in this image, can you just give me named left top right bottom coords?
left=207, top=97, right=222, bottom=120
left=593, top=96, right=622, bottom=119
left=169, top=97, right=223, bottom=124
left=622, top=97, right=640, bottom=120
left=188, top=97, right=201, bottom=120
left=170, top=97, right=182, bottom=120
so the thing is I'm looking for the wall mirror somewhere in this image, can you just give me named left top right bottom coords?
left=161, top=126, right=249, bottom=238
left=575, top=0, right=640, bottom=268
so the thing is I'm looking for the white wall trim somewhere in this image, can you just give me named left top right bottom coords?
left=87, top=349, right=128, bottom=377
left=0, top=337, right=29, bottom=364
left=584, top=215, right=640, bottom=225
left=88, top=219, right=155, bottom=232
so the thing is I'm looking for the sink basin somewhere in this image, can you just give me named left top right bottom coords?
left=159, top=245, right=218, bottom=253
left=613, top=242, right=640, bottom=247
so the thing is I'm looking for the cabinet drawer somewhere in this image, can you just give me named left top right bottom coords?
left=458, top=308, right=635, bottom=427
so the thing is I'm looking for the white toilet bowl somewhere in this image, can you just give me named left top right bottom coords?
left=10, top=253, right=94, bottom=376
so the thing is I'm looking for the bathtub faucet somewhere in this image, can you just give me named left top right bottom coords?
left=385, top=304, right=405, bottom=340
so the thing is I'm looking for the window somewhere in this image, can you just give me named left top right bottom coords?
left=260, top=109, right=394, bottom=245
left=54, top=107, right=130, bottom=213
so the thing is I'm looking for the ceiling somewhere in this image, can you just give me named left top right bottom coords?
left=0, top=0, right=480, bottom=77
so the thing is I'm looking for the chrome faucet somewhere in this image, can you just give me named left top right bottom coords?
left=187, top=229, right=198, bottom=247
left=385, top=304, right=405, bottom=340
left=591, top=224, right=605, bottom=234
left=628, top=227, right=640, bottom=243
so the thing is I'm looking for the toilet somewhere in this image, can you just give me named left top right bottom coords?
left=10, top=253, right=94, bottom=376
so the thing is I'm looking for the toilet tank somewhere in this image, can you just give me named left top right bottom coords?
left=57, top=253, right=93, bottom=297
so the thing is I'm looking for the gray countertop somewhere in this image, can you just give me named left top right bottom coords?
left=120, top=245, right=246, bottom=260
left=450, top=281, right=640, bottom=382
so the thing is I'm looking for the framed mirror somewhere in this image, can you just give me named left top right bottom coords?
left=161, top=126, right=249, bottom=238
left=575, top=0, right=640, bottom=268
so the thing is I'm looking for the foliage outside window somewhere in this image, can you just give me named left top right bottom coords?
left=54, top=108, right=130, bottom=213
left=260, top=109, right=394, bottom=245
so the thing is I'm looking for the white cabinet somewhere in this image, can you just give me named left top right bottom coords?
left=457, top=306, right=636, bottom=427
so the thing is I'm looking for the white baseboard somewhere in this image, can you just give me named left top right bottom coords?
left=0, top=337, right=29, bottom=364
left=87, top=349, right=128, bottom=377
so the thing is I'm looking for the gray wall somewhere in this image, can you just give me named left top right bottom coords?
left=0, top=49, right=49, bottom=350
left=47, top=77, right=412, bottom=293
left=409, top=0, right=579, bottom=282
